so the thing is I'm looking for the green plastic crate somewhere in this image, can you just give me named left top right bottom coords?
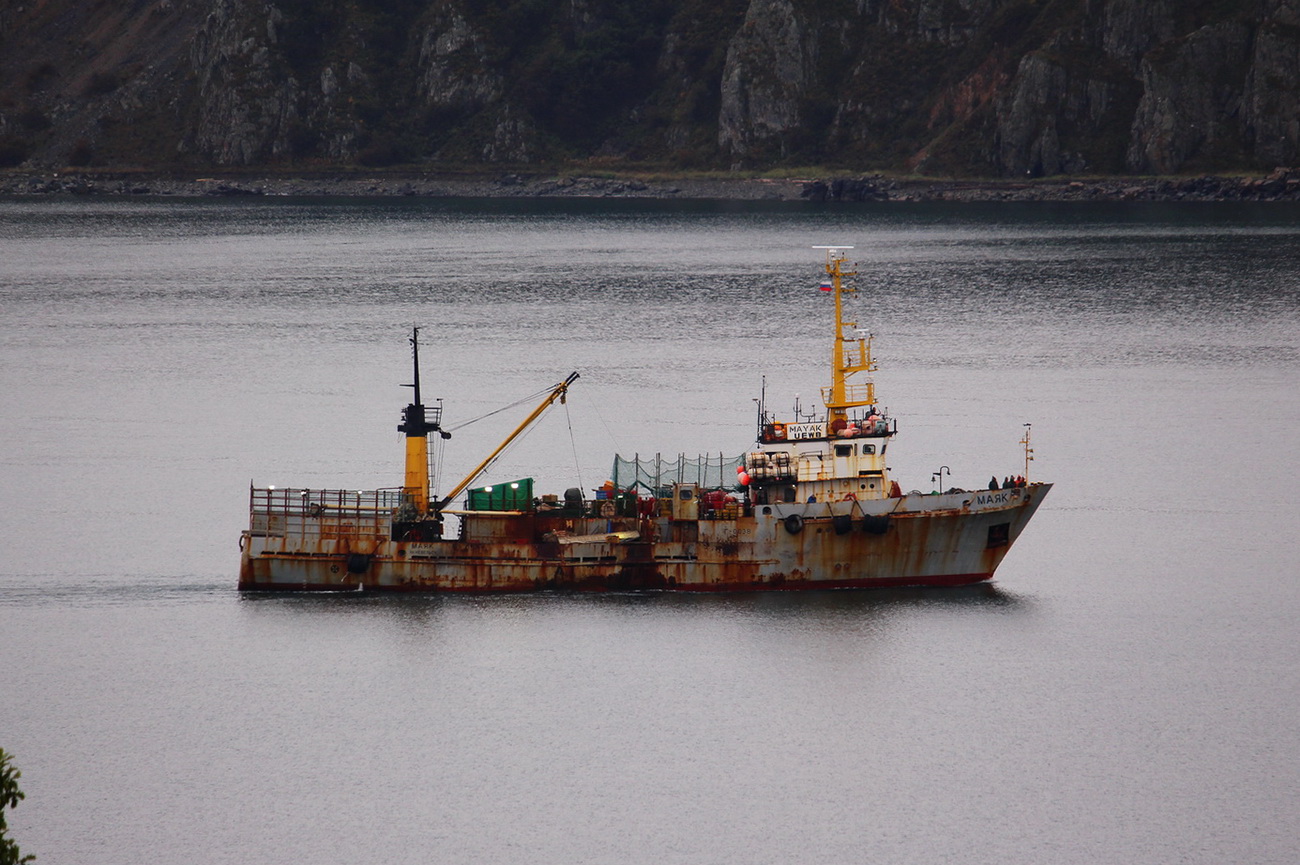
left=467, top=478, right=534, bottom=511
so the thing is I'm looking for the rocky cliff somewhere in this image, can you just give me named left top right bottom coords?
left=1, top=0, right=1296, bottom=176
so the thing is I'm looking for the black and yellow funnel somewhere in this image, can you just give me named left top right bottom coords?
left=397, top=327, right=449, bottom=513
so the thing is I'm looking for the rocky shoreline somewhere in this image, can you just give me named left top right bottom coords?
left=3, top=169, right=1300, bottom=202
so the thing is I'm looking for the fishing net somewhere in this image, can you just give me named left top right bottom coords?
left=611, top=452, right=746, bottom=494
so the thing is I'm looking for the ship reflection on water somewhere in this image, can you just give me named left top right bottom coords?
left=236, top=580, right=1026, bottom=622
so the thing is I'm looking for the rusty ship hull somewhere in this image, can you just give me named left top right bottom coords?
left=238, top=484, right=1050, bottom=592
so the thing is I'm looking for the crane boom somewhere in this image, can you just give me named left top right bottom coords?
left=435, top=372, right=580, bottom=512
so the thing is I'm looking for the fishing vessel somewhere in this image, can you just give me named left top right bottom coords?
left=238, top=248, right=1051, bottom=592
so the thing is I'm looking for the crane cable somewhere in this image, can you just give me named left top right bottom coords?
left=564, top=398, right=584, bottom=494
left=444, top=386, right=556, bottom=433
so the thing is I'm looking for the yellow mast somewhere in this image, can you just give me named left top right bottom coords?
left=815, top=246, right=877, bottom=429
left=405, top=430, right=430, bottom=511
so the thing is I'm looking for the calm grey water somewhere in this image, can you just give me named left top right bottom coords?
left=2, top=197, right=1298, bottom=864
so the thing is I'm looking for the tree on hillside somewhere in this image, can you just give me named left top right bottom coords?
left=0, top=749, right=34, bottom=865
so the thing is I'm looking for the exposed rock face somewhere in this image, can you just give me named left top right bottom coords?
left=0, top=0, right=1297, bottom=176
left=886, top=0, right=996, bottom=46
left=1244, top=5, right=1300, bottom=167
left=997, top=52, right=1073, bottom=177
left=416, top=8, right=501, bottom=112
left=1126, top=21, right=1253, bottom=173
left=412, top=5, right=537, bottom=162
left=717, top=0, right=813, bottom=159
left=1100, top=0, right=1177, bottom=65
left=187, top=0, right=301, bottom=165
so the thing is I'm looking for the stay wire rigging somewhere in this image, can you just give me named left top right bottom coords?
left=444, top=385, right=556, bottom=434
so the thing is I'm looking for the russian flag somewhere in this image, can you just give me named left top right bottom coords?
left=818, top=279, right=833, bottom=292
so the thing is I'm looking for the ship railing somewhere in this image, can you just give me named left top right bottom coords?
left=821, top=383, right=875, bottom=407
left=248, top=486, right=404, bottom=537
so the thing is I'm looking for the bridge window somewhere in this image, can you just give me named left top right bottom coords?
left=862, top=444, right=875, bottom=455
left=835, top=444, right=853, bottom=457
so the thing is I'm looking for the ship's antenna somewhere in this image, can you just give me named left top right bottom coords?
left=1021, top=423, right=1034, bottom=481
left=409, top=326, right=422, bottom=406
